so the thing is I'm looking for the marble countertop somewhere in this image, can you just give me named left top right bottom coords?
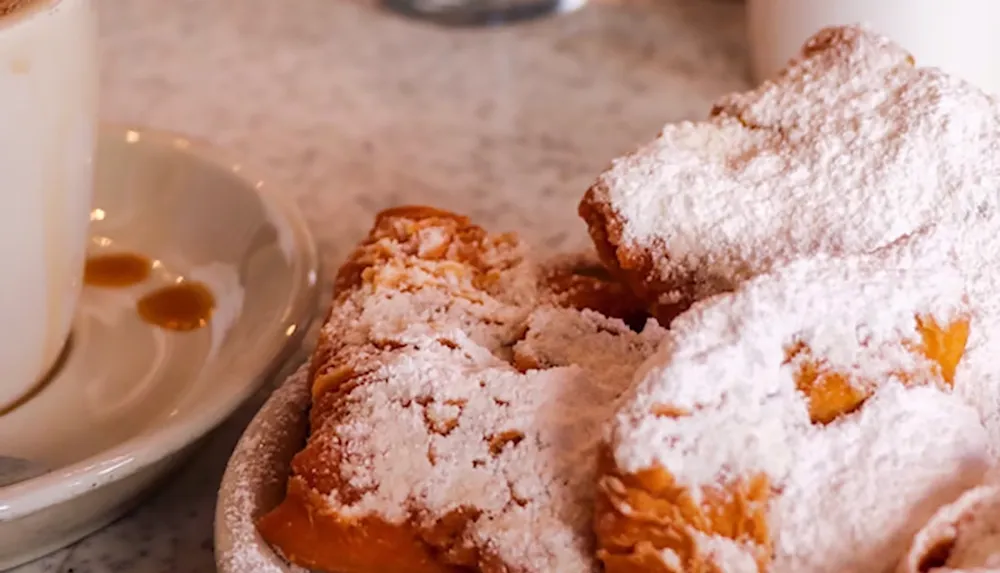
left=10, top=0, right=749, bottom=571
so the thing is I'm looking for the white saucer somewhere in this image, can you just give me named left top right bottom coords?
left=0, top=124, right=320, bottom=570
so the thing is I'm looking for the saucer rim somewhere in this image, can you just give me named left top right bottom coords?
left=213, top=360, right=310, bottom=573
left=0, top=122, right=320, bottom=519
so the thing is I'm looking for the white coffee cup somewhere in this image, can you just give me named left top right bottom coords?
left=0, top=0, right=97, bottom=411
left=747, top=0, right=1000, bottom=94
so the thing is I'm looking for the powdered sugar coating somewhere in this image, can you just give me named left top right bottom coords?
left=684, top=530, right=760, bottom=573
left=948, top=224, right=1000, bottom=459
left=607, top=233, right=982, bottom=571
left=273, top=209, right=667, bottom=572
left=320, top=302, right=664, bottom=571
left=774, top=384, right=988, bottom=573
left=612, top=233, right=967, bottom=475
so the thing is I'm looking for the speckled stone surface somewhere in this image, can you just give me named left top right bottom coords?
left=9, top=0, right=750, bottom=571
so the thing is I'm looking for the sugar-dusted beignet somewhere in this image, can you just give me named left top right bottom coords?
left=257, top=206, right=665, bottom=572
left=596, top=234, right=990, bottom=573
left=579, top=24, right=1000, bottom=325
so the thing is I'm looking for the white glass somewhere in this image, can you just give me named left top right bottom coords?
left=747, top=0, right=1000, bottom=94
left=0, top=0, right=98, bottom=412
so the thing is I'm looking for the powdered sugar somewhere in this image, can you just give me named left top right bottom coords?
left=689, top=530, right=760, bottom=573
left=949, top=224, right=1000, bottom=458
left=774, top=384, right=989, bottom=573
left=612, top=233, right=967, bottom=476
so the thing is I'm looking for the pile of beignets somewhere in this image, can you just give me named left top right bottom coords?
left=256, top=25, right=1000, bottom=573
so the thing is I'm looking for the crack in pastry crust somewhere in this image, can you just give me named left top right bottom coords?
left=257, top=206, right=665, bottom=573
